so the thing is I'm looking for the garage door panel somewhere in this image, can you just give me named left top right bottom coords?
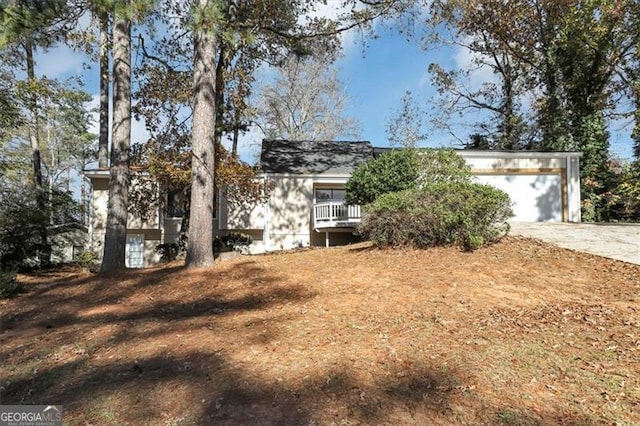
left=474, top=174, right=562, bottom=222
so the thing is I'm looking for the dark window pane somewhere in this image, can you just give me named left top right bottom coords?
left=167, top=189, right=186, bottom=218
left=315, top=189, right=332, bottom=201
left=332, top=189, right=346, bottom=201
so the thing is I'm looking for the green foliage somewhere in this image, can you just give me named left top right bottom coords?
left=0, top=184, right=82, bottom=269
left=156, top=243, right=182, bottom=262
left=418, top=149, right=472, bottom=185
left=345, top=149, right=420, bottom=205
left=596, top=161, right=640, bottom=222
left=75, top=251, right=99, bottom=272
left=358, top=183, right=513, bottom=251
left=214, top=232, right=253, bottom=253
left=346, top=148, right=472, bottom=206
left=0, top=270, right=20, bottom=298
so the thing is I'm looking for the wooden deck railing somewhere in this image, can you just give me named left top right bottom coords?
left=313, top=202, right=361, bottom=229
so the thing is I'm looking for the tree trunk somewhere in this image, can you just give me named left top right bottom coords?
left=25, top=36, right=50, bottom=266
left=98, top=12, right=110, bottom=169
left=186, top=0, right=216, bottom=268
left=101, top=13, right=131, bottom=273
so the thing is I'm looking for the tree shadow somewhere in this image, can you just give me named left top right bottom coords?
left=2, top=343, right=595, bottom=425
left=0, top=260, right=312, bottom=355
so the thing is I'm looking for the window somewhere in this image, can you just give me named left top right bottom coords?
left=72, top=245, right=84, bottom=261
left=167, top=189, right=186, bottom=218
left=166, top=188, right=217, bottom=219
left=315, top=188, right=346, bottom=202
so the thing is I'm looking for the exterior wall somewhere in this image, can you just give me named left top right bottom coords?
left=266, top=176, right=314, bottom=251
left=220, top=193, right=266, bottom=231
left=86, top=150, right=582, bottom=261
left=49, top=228, right=89, bottom=263
left=459, top=151, right=582, bottom=222
left=88, top=173, right=163, bottom=267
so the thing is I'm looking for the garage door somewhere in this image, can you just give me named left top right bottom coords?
left=474, top=173, right=562, bottom=222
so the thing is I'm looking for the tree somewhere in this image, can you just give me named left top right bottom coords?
left=386, top=91, right=427, bottom=147
left=128, top=0, right=413, bottom=268
left=97, top=10, right=110, bottom=168
left=0, top=68, right=22, bottom=140
left=255, top=55, right=361, bottom=141
left=185, top=0, right=217, bottom=268
left=426, top=0, right=640, bottom=219
left=101, top=8, right=132, bottom=272
left=427, top=0, right=530, bottom=149
left=0, top=0, right=89, bottom=265
left=183, top=0, right=404, bottom=268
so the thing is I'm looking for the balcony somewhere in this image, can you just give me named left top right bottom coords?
left=313, top=201, right=361, bottom=229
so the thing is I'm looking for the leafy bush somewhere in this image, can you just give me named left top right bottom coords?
left=416, top=149, right=472, bottom=185
left=75, top=250, right=99, bottom=272
left=0, top=184, right=83, bottom=269
left=345, top=148, right=472, bottom=205
left=0, top=270, right=21, bottom=299
left=214, top=232, right=253, bottom=253
left=156, top=243, right=182, bottom=262
left=357, top=182, right=513, bottom=251
left=345, top=149, right=420, bottom=205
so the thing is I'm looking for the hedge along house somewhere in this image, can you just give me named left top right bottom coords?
left=85, top=140, right=582, bottom=266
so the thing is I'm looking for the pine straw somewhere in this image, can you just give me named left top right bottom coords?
left=2, top=236, right=640, bottom=425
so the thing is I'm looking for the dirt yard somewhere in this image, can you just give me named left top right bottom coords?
left=1, top=236, right=640, bottom=425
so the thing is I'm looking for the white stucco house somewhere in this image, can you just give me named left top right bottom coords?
left=85, top=140, right=582, bottom=267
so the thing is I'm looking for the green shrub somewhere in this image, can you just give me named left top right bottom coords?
left=0, top=270, right=21, bottom=299
left=345, top=148, right=473, bottom=206
left=214, top=232, right=254, bottom=253
left=416, top=149, right=472, bottom=185
left=357, top=182, right=513, bottom=251
left=345, top=149, right=420, bottom=205
left=75, top=250, right=99, bottom=272
left=155, top=243, right=182, bottom=262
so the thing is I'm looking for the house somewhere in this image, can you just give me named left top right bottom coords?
left=49, top=223, right=89, bottom=264
left=85, top=140, right=582, bottom=267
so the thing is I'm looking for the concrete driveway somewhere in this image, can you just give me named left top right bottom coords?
left=509, top=222, right=640, bottom=265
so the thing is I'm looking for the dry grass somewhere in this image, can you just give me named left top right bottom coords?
left=2, top=236, right=640, bottom=425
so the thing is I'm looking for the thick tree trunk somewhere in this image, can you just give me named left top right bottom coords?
left=98, top=12, right=110, bottom=169
left=186, top=1, right=216, bottom=268
left=101, top=14, right=131, bottom=273
left=25, top=37, right=50, bottom=266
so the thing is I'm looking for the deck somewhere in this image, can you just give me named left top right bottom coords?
left=313, top=202, right=361, bottom=230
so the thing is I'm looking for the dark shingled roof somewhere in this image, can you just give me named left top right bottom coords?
left=260, top=139, right=374, bottom=174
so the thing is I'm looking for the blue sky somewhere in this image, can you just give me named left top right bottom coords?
left=31, top=7, right=635, bottom=165
left=335, top=25, right=635, bottom=161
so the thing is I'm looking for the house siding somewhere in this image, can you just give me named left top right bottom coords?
left=88, top=174, right=163, bottom=267
left=86, top=148, right=582, bottom=264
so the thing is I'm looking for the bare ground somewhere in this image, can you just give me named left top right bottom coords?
left=1, top=236, right=640, bottom=425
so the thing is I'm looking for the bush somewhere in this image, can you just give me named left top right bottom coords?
left=345, top=149, right=420, bottom=205
left=156, top=243, right=182, bottom=262
left=214, top=232, right=253, bottom=253
left=417, top=149, right=472, bottom=185
left=0, top=270, right=21, bottom=299
left=345, top=148, right=473, bottom=206
left=357, top=182, right=513, bottom=251
left=75, top=250, right=100, bottom=272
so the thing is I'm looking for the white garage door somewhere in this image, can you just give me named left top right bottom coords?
left=474, top=174, right=562, bottom=222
